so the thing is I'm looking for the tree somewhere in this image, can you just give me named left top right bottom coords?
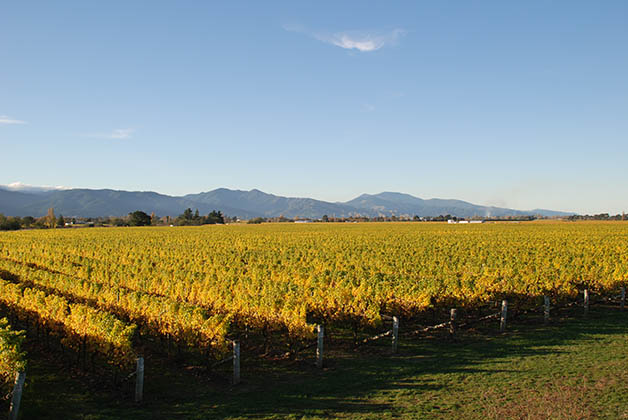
left=174, top=208, right=195, bottom=226
left=110, top=217, right=127, bottom=227
left=46, top=208, right=56, bottom=229
left=206, top=210, right=225, bottom=224
left=247, top=217, right=265, bottom=224
left=128, top=211, right=152, bottom=226
left=0, top=214, right=21, bottom=231
left=57, top=215, right=65, bottom=227
left=20, top=216, right=35, bottom=228
left=322, top=215, right=329, bottom=222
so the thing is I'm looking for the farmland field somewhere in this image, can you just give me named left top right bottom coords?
left=1, top=221, right=628, bottom=418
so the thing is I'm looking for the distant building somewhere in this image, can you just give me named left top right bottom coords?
left=448, top=219, right=485, bottom=224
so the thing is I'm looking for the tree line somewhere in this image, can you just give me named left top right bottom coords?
left=0, top=208, right=64, bottom=231
left=0, top=208, right=229, bottom=230
left=567, top=213, right=627, bottom=221
left=121, top=209, right=227, bottom=226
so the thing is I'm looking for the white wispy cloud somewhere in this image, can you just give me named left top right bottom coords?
left=0, top=115, right=26, bottom=125
left=284, top=24, right=405, bottom=52
left=89, top=128, right=135, bottom=140
left=316, top=30, right=405, bottom=52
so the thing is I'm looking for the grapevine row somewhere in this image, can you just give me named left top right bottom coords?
left=0, top=318, right=25, bottom=390
left=0, top=258, right=230, bottom=356
left=0, top=278, right=136, bottom=369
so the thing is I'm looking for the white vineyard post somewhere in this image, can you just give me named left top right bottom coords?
left=584, top=289, right=589, bottom=316
left=500, top=300, right=508, bottom=332
left=544, top=296, right=550, bottom=324
left=392, top=316, right=399, bottom=353
left=135, top=357, right=144, bottom=403
left=449, top=308, right=457, bottom=337
left=233, top=340, right=241, bottom=385
left=316, top=325, right=324, bottom=369
left=8, top=371, right=26, bottom=420
left=621, top=287, right=625, bottom=311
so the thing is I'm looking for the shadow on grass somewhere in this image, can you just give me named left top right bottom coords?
left=19, top=306, right=628, bottom=419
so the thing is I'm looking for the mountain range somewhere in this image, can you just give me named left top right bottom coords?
left=0, top=185, right=573, bottom=219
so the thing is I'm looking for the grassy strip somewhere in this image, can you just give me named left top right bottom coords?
left=17, top=305, right=628, bottom=419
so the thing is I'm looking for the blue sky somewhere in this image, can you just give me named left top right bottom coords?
left=1, top=1, right=627, bottom=214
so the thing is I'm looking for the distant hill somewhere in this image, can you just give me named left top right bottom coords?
left=0, top=186, right=574, bottom=219
left=347, top=192, right=531, bottom=218
left=0, top=189, right=38, bottom=216
left=184, top=188, right=359, bottom=218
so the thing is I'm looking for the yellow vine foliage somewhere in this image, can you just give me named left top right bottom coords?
left=0, top=221, right=626, bottom=346
left=0, top=318, right=25, bottom=388
left=0, top=279, right=136, bottom=368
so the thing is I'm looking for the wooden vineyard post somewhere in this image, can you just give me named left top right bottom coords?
left=233, top=340, right=241, bottom=385
left=8, top=371, right=26, bottom=420
left=316, top=325, right=324, bottom=369
left=500, top=300, right=508, bottom=332
left=584, top=289, right=589, bottom=316
left=392, top=316, right=399, bottom=353
left=449, top=308, right=457, bottom=337
left=621, top=287, right=625, bottom=311
left=544, top=296, right=550, bottom=324
left=135, top=357, right=144, bottom=403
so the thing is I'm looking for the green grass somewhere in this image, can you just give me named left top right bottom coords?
left=17, top=306, right=628, bottom=419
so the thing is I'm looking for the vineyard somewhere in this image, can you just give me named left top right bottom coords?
left=1, top=221, right=628, bottom=410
